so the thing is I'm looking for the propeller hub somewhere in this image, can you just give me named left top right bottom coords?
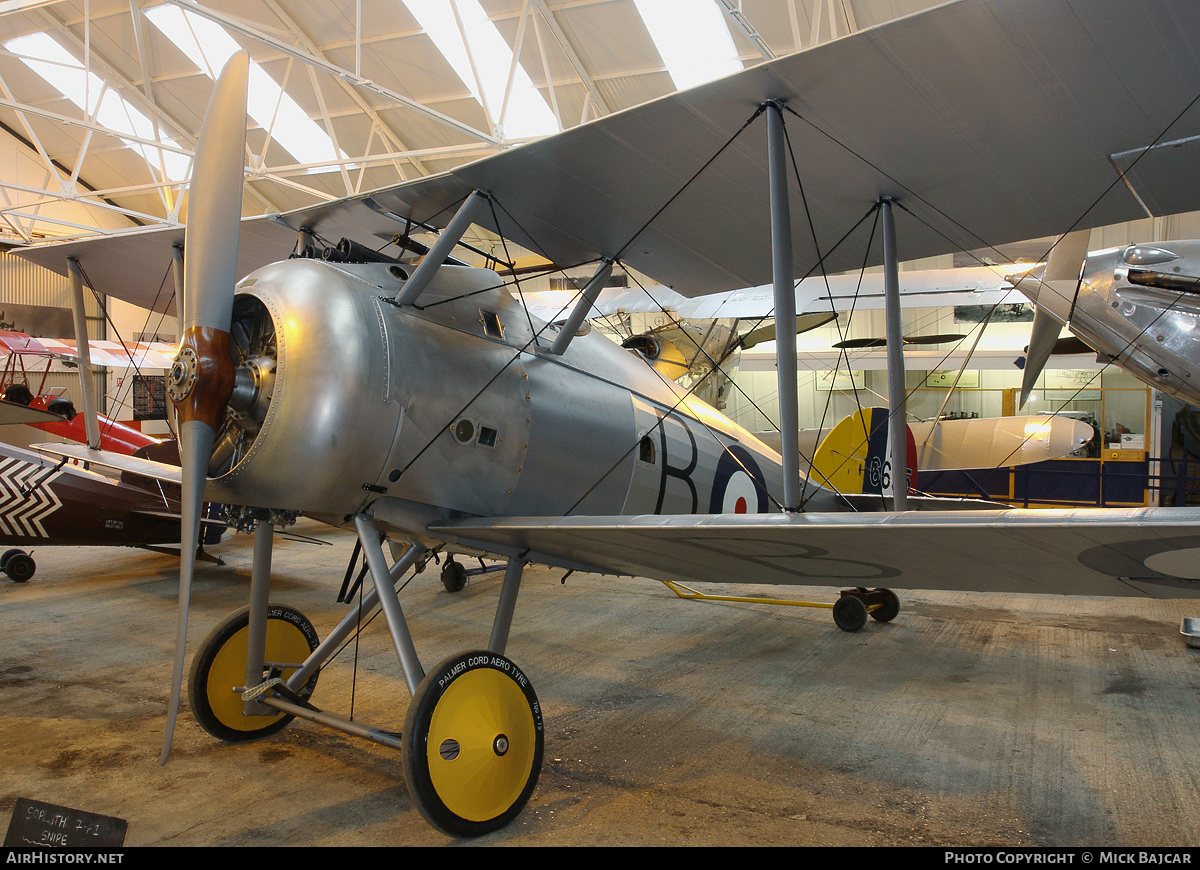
left=167, top=346, right=198, bottom=403
left=171, top=326, right=236, bottom=431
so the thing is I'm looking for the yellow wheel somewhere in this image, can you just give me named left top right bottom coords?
left=187, top=604, right=319, bottom=742
left=403, top=650, right=543, bottom=837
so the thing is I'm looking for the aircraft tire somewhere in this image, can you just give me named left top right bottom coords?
left=832, top=595, right=869, bottom=632
left=188, top=604, right=320, bottom=743
left=403, top=650, right=543, bottom=837
left=870, top=588, right=900, bottom=623
left=3, top=552, right=33, bottom=582
left=440, top=559, right=467, bottom=593
left=1, top=548, right=23, bottom=568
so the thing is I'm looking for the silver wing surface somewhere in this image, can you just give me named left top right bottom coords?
left=429, top=508, right=1200, bottom=598
left=15, top=0, right=1200, bottom=305
left=519, top=265, right=1021, bottom=323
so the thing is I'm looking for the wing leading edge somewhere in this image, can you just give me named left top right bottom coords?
left=427, top=508, right=1200, bottom=599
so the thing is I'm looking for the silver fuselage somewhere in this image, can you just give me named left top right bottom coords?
left=207, top=258, right=840, bottom=532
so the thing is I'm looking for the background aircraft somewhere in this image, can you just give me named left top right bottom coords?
left=1016, top=234, right=1200, bottom=412
left=522, top=267, right=1095, bottom=473
left=0, top=332, right=226, bottom=581
left=0, top=439, right=189, bottom=582
left=0, top=330, right=172, bottom=454
left=18, top=0, right=1200, bottom=839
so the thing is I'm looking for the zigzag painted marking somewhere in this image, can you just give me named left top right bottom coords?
left=0, top=458, right=24, bottom=537
left=0, top=457, right=63, bottom=538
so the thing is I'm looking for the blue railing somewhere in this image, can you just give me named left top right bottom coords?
left=921, top=454, right=1200, bottom=508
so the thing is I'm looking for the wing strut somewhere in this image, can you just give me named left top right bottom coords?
left=879, top=198, right=908, bottom=511
left=547, top=259, right=613, bottom=356
left=171, top=244, right=185, bottom=328
left=393, top=190, right=488, bottom=307
left=65, top=257, right=101, bottom=450
left=766, top=101, right=801, bottom=512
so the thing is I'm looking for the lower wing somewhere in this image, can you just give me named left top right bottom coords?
left=428, top=508, right=1200, bottom=599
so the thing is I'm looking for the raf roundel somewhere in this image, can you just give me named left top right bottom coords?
left=709, top=445, right=769, bottom=514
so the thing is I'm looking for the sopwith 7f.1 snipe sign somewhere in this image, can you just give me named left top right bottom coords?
left=3, top=798, right=127, bottom=848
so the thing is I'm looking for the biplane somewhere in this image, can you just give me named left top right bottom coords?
left=17, top=0, right=1200, bottom=838
left=0, top=439, right=186, bottom=582
left=0, top=332, right=223, bottom=581
left=0, top=329, right=174, bottom=454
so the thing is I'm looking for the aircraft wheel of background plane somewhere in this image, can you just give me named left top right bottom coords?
left=187, top=605, right=321, bottom=743
left=1, top=549, right=34, bottom=583
left=402, top=650, right=543, bottom=838
left=440, top=559, right=467, bottom=593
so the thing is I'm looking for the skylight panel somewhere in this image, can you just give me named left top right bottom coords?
left=634, top=0, right=743, bottom=91
left=403, top=0, right=558, bottom=140
left=5, top=32, right=191, bottom=181
left=145, top=4, right=344, bottom=172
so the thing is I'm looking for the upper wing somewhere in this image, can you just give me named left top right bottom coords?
left=520, top=265, right=1020, bottom=323
left=0, top=331, right=178, bottom=369
left=427, top=508, right=1200, bottom=599
left=15, top=0, right=1200, bottom=307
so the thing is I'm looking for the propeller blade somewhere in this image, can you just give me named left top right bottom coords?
left=737, top=312, right=838, bottom=350
left=162, top=50, right=249, bottom=764
left=184, top=53, right=249, bottom=333
left=162, top=422, right=215, bottom=763
left=833, top=333, right=966, bottom=349
left=902, top=333, right=967, bottom=345
left=1019, top=306, right=1064, bottom=408
left=834, top=336, right=888, bottom=349
left=1018, top=230, right=1091, bottom=408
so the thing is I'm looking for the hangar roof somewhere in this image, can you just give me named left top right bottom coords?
left=0, top=1, right=940, bottom=245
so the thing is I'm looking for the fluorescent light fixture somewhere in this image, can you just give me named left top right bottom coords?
left=5, top=31, right=191, bottom=181
left=146, top=4, right=344, bottom=172
left=634, top=0, right=743, bottom=91
left=403, top=0, right=558, bottom=140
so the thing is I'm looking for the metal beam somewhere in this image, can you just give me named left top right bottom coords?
left=716, top=0, right=775, bottom=60
left=167, top=0, right=500, bottom=146
left=258, top=0, right=430, bottom=179
left=29, top=4, right=286, bottom=218
left=530, top=0, right=611, bottom=119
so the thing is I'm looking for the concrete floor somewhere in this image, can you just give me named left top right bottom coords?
left=1, top=519, right=1199, bottom=847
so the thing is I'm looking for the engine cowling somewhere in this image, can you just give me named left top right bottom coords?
left=205, top=258, right=403, bottom=518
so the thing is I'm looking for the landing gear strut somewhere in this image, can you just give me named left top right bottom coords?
left=188, top=513, right=541, bottom=837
